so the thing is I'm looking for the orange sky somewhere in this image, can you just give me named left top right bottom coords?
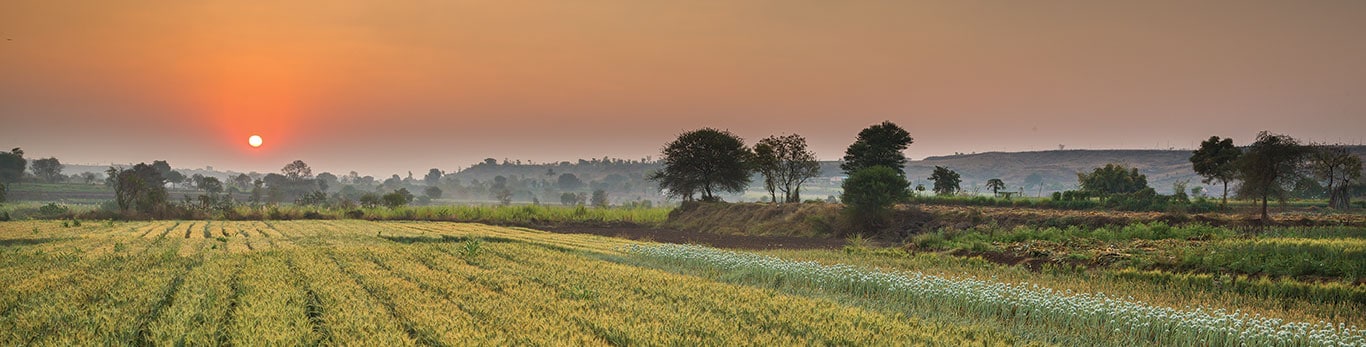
left=2, top=1, right=1365, bottom=175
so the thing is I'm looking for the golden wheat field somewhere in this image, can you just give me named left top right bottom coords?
left=2, top=220, right=1363, bottom=346
left=0, top=220, right=1031, bottom=346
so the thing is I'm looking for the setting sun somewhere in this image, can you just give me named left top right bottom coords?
left=248, top=135, right=263, bottom=148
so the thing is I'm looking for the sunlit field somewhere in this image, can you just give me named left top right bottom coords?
left=2, top=220, right=1362, bottom=346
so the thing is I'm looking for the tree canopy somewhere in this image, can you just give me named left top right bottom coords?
left=1190, top=136, right=1242, bottom=208
left=0, top=148, right=26, bottom=184
left=649, top=128, right=752, bottom=202
left=929, top=166, right=961, bottom=196
left=1309, top=145, right=1361, bottom=210
left=985, top=178, right=1006, bottom=196
left=1236, top=131, right=1309, bottom=221
left=841, top=166, right=909, bottom=231
left=841, top=121, right=913, bottom=176
left=30, top=157, right=64, bottom=183
left=753, top=134, right=821, bottom=203
left=107, top=163, right=169, bottom=213
left=1078, top=164, right=1149, bottom=198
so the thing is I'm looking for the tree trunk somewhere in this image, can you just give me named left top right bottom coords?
left=1220, top=180, right=1229, bottom=210
left=1261, top=194, right=1269, bottom=222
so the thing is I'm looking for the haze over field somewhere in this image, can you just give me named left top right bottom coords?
left=3, top=1, right=1365, bottom=175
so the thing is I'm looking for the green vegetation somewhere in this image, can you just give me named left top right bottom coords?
left=649, top=128, right=753, bottom=202
left=840, top=166, right=909, bottom=232
left=0, top=220, right=1027, bottom=345
left=4, top=220, right=1363, bottom=345
left=906, top=222, right=1366, bottom=282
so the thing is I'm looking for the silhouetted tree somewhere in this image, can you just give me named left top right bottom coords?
left=841, top=121, right=913, bottom=176
left=557, top=173, right=585, bottom=190
left=233, top=173, right=252, bottom=190
left=591, top=189, right=609, bottom=208
left=380, top=188, right=413, bottom=208
left=649, top=128, right=752, bottom=202
left=754, top=134, right=821, bottom=203
left=424, top=169, right=443, bottom=186
left=108, top=163, right=169, bottom=213
left=1078, top=164, right=1149, bottom=199
left=560, top=192, right=579, bottom=206
left=424, top=186, right=443, bottom=200
left=316, top=172, right=338, bottom=192
left=80, top=172, right=99, bottom=185
left=282, top=160, right=313, bottom=180
left=200, top=176, right=223, bottom=195
left=1310, top=145, right=1361, bottom=209
left=1190, top=136, right=1243, bottom=208
left=985, top=178, right=1006, bottom=197
left=0, top=148, right=27, bottom=184
left=30, top=157, right=63, bottom=183
left=753, top=141, right=780, bottom=202
left=359, top=192, right=381, bottom=208
left=1237, top=131, right=1309, bottom=221
left=929, top=166, right=961, bottom=196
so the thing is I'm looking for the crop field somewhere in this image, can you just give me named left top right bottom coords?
left=1, top=220, right=1364, bottom=346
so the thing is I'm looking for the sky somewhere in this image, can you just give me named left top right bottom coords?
left=2, top=1, right=1365, bottom=176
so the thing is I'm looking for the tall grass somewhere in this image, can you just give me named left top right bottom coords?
left=1178, top=238, right=1366, bottom=279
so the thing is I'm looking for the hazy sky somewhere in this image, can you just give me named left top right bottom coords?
left=3, top=1, right=1365, bottom=176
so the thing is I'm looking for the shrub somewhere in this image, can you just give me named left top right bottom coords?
left=840, top=166, right=910, bottom=233
left=38, top=203, right=70, bottom=218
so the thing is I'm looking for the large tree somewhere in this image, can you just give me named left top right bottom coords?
left=557, top=173, right=585, bottom=190
left=1237, top=131, right=1309, bottom=221
left=1190, top=136, right=1243, bottom=208
left=232, top=173, right=253, bottom=190
left=107, top=163, right=169, bottom=213
left=282, top=160, right=313, bottom=180
left=30, top=157, right=64, bottom=183
left=1310, top=145, right=1362, bottom=209
left=649, top=128, right=752, bottom=202
left=424, top=169, right=443, bottom=186
left=753, top=134, right=821, bottom=203
left=0, top=148, right=26, bottom=184
left=841, top=121, right=913, bottom=176
left=1078, top=164, right=1149, bottom=198
left=929, top=166, right=961, bottom=196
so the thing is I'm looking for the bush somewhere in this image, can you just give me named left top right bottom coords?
left=382, top=188, right=414, bottom=208
left=344, top=209, right=365, bottom=219
left=840, top=166, right=910, bottom=233
left=38, top=203, right=70, bottom=218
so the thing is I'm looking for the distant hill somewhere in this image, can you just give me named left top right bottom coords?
left=812, top=146, right=1366, bottom=197
left=900, top=150, right=1200, bottom=195
left=45, top=146, right=1364, bottom=201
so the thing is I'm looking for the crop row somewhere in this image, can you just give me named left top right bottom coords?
left=626, top=243, right=1366, bottom=346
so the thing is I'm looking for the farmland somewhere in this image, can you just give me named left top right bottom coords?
left=2, top=220, right=1363, bottom=345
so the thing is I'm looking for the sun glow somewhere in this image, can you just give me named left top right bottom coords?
left=248, top=135, right=263, bottom=148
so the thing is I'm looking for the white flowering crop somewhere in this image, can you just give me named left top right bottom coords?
left=626, top=244, right=1366, bottom=346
